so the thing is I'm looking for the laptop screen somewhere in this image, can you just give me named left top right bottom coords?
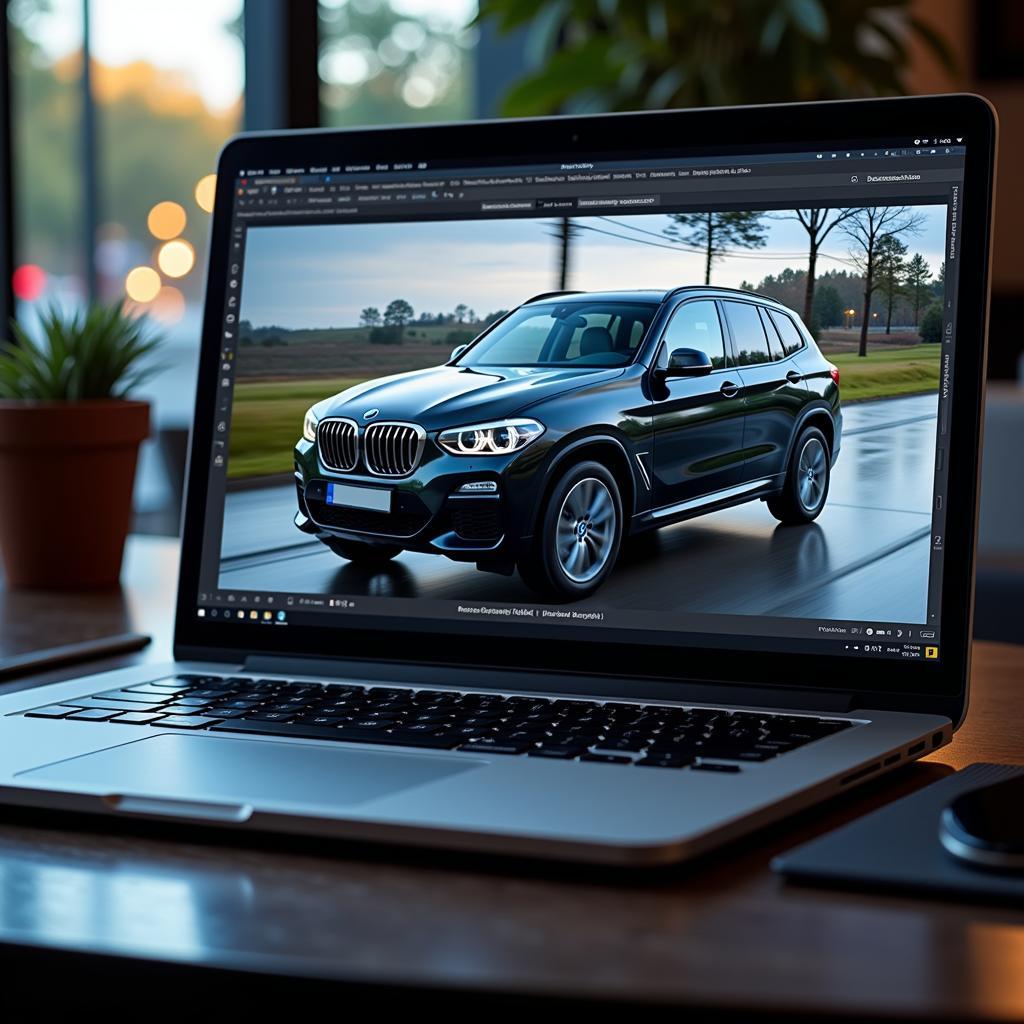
left=193, top=132, right=966, bottom=668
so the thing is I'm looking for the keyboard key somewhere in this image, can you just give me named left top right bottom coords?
left=109, top=712, right=166, bottom=725
left=66, top=708, right=122, bottom=721
left=209, top=719, right=458, bottom=749
left=580, top=753, right=634, bottom=764
left=125, top=682, right=194, bottom=695
left=204, top=707, right=251, bottom=719
left=160, top=704, right=213, bottom=716
left=457, top=741, right=528, bottom=755
left=157, top=716, right=221, bottom=729
left=24, top=705, right=79, bottom=718
left=693, top=762, right=741, bottom=773
left=636, top=755, right=693, bottom=769
left=97, top=689, right=179, bottom=704
left=528, top=746, right=584, bottom=759
left=62, top=698, right=170, bottom=713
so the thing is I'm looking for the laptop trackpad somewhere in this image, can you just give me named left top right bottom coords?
left=18, top=733, right=480, bottom=813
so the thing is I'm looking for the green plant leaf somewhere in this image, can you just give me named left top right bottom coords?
left=0, top=301, right=165, bottom=401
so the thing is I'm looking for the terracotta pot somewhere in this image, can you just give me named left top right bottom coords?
left=0, top=400, right=150, bottom=589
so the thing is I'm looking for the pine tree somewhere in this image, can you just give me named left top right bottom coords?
left=663, top=211, right=767, bottom=284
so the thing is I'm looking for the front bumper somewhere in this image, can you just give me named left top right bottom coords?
left=293, top=437, right=542, bottom=561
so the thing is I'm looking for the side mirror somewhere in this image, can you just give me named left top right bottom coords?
left=450, top=344, right=468, bottom=362
left=665, top=348, right=713, bottom=377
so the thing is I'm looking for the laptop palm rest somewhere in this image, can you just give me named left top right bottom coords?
left=18, top=734, right=480, bottom=815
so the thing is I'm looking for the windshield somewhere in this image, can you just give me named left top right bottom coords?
left=455, top=301, right=658, bottom=368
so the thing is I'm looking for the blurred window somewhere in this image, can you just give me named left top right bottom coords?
left=319, top=0, right=476, bottom=126
left=7, top=0, right=243, bottom=530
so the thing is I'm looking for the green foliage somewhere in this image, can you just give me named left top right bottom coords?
left=919, top=303, right=944, bottom=344
left=476, top=0, right=956, bottom=115
left=384, top=299, right=415, bottom=327
left=903, top=253, right=932, bottom=324
left=812, top=285, right=843, bottom=329
left=0, top=303, right=164, bottom=400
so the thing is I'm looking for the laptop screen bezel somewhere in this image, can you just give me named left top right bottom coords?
left=174, top=94, right=996, bottom=723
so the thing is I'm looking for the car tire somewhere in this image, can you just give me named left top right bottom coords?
left=767, top=425, right=831, bottom=525
left=325, top=538, right=402, bottom=564
left=518, top=460, right=623, bottom=600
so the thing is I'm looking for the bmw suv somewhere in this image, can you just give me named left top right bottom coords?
left=294, top=287, right=842, bottom=599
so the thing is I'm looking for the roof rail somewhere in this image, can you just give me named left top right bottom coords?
left=523, top=290, right=585, bottom=304
left=665, top=284, right=779, bottom=303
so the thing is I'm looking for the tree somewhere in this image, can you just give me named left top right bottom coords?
left=874, top=233, right=908, bottom=334
left=359, top=307, right=382, bottom=327
left=384, top=298, right=414, bottom=332
left=903, top=253, right=932, bottom=326
left=452, top=304, right=469, bottom=323
left=919, top=303, right=943, bottom=344
left=663, top=211, right=767, bottom=285
left=933, top=260, right=946, bottom=298
left=779, top=209, right=860, bottom=326
left=841, top=207, right=925, bottom=356
left=812, top=284, right=843, bottom=330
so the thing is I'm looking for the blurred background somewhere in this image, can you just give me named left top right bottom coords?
left=0, top=0, right=1020, bottom=635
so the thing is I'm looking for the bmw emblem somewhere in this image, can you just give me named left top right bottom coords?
left=363, top=409, right=380, bottom=420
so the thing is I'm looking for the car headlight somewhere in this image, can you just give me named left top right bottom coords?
left=437, top=418, right=544, bottom=456
left=302, top=406, right=319, bottom=443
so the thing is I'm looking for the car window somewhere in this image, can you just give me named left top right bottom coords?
left=724, top=300, right=771, bottom=366
left=759, top=307, right=786, bottom=361
left=768, top=309, right=807, bottom=356
left=660, top=300, right=727, bottom=369
left=459, top=301, right=657, bottom=368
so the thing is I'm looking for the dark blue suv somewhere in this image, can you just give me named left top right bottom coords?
left=294, top=287, right=842, bottom=599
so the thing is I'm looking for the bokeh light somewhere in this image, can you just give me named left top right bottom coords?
left=12, top=264, right=47, bottom=301
left=125, top=265, right=161, bottom=303
left=195, top=173, right=217, bottom=213
left=147, top=201, right=187, bottom=240
left=151, top=285, right=186, bottom=324
left=157, top=238, right=195, bottom=278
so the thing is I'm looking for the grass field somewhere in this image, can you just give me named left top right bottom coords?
left=227, top=345, right=942, bottom=479
left=229, top=376, right=363, bottom=478
left=830, top=343, right=941, bottom=402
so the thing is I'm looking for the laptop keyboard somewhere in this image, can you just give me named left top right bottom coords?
left=23, top=675, right=855, bottom=769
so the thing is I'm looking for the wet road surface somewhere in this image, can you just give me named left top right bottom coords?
left=218, top=393, right=938, bottom=624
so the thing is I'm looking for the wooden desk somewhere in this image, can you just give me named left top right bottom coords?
left=1, top=537, right=1023, bottom=1016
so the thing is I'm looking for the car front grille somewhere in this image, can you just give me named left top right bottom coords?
left=363, top=422, right=424, bottom=477
left=317, top=418, right=358, bottom=472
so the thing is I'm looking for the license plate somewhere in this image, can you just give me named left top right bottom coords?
left=326, top=482, right=392, bottom=513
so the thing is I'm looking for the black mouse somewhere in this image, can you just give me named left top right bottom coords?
left=939, top=774, right=1024, bottom=872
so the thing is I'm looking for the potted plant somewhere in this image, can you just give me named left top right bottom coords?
left=0, top=302, right=163, bottom=589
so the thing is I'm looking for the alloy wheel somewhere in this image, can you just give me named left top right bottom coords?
left=555, top=477, right=617, bottom=583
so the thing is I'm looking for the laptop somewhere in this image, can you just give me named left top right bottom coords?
left=0, top=94, right=996, bottom=865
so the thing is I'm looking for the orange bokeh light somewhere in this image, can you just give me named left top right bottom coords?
left=147, top=201, right=187, bottom=240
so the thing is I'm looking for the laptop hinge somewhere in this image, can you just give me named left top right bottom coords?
left=242, top=654, right=855, bottom=713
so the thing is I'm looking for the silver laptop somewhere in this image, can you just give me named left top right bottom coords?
left=0, top=95, right=996, bottom=865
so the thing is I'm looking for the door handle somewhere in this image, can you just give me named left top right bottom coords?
left=786, top=370, right=803, bottom=384
left=720, top=380, right=740, bottom=398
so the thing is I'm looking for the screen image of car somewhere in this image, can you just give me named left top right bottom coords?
left=294, top=289, right=840, bottom=599
left=220, top=205, right=946, bottom=627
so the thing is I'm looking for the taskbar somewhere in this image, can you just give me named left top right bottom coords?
left=194, top=588, right=941, bottom=663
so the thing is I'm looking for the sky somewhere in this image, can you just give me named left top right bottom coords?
left=22, top=0, right=477, bottom=113
left=238, top=206, right=949, bottom=331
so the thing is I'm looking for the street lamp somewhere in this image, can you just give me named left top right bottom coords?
left=845, top=307, right=857, bottom=329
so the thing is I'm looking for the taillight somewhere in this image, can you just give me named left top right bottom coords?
left=829, top=365, right=840, bottom=387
